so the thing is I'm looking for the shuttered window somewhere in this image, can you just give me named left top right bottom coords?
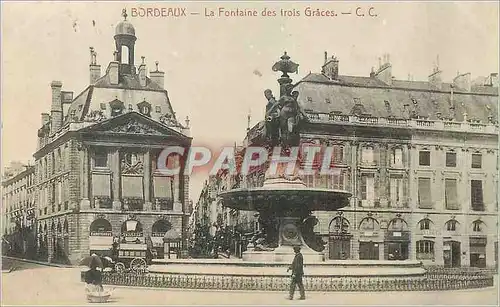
left=446, top=152, right=457, bottom=167
left=445, top=179, right=459, bottom=210
left=418, top=178, right=432, bottom=208
left=419, top=151, right=430, bottom=166
left=471, top=180, right=484, bottom=211
left=361, top=174, right=375, bottom=200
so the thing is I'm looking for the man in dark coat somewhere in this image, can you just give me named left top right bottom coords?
left=287, top=246, right=305, bottom=300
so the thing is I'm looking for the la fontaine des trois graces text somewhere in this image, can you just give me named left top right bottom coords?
left=130, top=6, right=378, bottom=18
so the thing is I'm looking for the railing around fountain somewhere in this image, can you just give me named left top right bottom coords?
left=81, top=268, right=495, bottom=292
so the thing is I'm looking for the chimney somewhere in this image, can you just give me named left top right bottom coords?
left=50, top=81, right=63, bottom=134
left=138, top=56, right=147, bottom=87
left=453, top=72, right=471, bottom=92
left=428, top=56, right=442, bottom=90
left=321, top=52, right=339, bottom=80
left=150, top=61, right=165, bottom=89
left=182, top=116, right=191, bottom=136
left=374, top=53, right=392, bottom=85
left=41, top=113, right=50, bottom=126
left=487, top=73, right=498, bottom=87
left=89, top=47, right=101, bottom=84
left=107, top=51, right=120, bottom=85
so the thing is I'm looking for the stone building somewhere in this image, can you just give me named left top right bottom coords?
left=200, top=52, right=499, bottom=268
left=1, top=163, right=37, bottom=258
left=31, top=12, right=192, bottom=264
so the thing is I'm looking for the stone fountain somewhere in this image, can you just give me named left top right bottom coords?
left=218, top=53, right=350, bottom=263
left=146, top=53, right=428, bottom=290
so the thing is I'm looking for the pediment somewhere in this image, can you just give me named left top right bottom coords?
left=80, top=112, right=185, bottom=138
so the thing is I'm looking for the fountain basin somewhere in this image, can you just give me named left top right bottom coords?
left=149, top=258, right=426, bottom=277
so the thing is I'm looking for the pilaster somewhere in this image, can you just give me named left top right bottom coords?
left=111, top=149, right=122, bottom=210
left=80, top=146, right=91, bottom=209
left=144, top=150, right=152, bottom=211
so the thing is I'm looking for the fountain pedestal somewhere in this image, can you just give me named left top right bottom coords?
left=243, top=215, right=325, bottom=262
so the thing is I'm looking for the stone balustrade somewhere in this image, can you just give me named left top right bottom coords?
left=305, top=112, right=498, bottom=134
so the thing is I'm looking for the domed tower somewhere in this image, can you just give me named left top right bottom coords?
left=114, top=9, right=136, bottom=75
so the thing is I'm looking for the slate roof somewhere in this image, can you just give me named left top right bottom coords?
left=295, top=73, right=498, bottom=122
left=93, top=73, right=163, bottom=91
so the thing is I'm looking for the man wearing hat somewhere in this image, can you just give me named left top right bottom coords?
left=287, top=246, right=305, bottom=300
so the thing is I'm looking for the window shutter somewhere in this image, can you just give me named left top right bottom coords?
left=418, top=178, right=432, bottom=208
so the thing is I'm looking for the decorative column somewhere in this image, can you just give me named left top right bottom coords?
left=111, top=149, right=121, bottom=211
left=144, top=150, right=152, bottom=211
left=173, top=153, right=182, bottom=212
left=80, top=145, right=91, bottom=209
left=350, top=142, right=358, bottom=208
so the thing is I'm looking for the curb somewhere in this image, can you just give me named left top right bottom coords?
left=2, top=256, right=73, bottom=268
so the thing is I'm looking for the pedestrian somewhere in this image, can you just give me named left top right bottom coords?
left=287, top=246, right=305, bottom=300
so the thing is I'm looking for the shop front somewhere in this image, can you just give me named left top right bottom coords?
left=469, top=236, right=487, bottom=268
left=384, top=231, right=410, bottom=260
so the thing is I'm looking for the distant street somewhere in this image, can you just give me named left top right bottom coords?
left=1, top=260, right=498, bottom=306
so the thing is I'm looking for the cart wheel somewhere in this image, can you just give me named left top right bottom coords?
left=130, top=257, right=147, bottom=273
left=115, top=262, right=125, bottom=273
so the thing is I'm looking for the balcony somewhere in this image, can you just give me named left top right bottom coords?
left=123, top=197, right=144, bottom=211
left=153, top=197, right=174, bottom=211
left=94, top=196, right=112, bottom=209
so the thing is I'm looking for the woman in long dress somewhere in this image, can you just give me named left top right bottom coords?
left=84, top=259, right=105, bottom=295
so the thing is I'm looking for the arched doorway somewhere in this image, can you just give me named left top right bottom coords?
left=358, top=216, right=380, bottom=260
left=385, top=217, right=410, bottom=260
left=151, top=219, right=172, bottom=259
left=89, top=218, right=113, bottom=256
left=328, top=214, right=351, bottom=260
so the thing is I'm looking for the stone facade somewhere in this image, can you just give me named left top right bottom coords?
left=196, top=52, right=499, bottom=268
left=2, top=13, right=192, bottom=265
left=1, top=163, right=36, bottom=258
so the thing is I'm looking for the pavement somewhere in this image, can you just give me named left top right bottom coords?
left=1, top=260, right=498, bottom=306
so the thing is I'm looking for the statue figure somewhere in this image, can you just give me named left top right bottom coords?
left=264, top=85, right=303, bottom=147
left=263, top=52, right=304, bottom=148
left=300, top=216, right=326, bottom=252
left=264, top=89, right=280, bottom=145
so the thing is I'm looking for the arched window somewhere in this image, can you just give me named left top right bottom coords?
left=151, top=220, right=172, bottom=237
left=89, top=218, right=112, bottom=235
left=416, top=240, right=435, bottom=260
left=418, top=218, right=432, bottom=230
left=329, top=216, right=350, bottom=234
left=121, top=45, right=129, bottom=64
left=359, top=217, right=379, bottom=231
left=472, top=220, right=486, bottom=233
left=388, top=217, right=408, bottom=231
left=445, top=219, right=459, bottom=232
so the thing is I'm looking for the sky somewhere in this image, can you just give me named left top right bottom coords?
left=1, top=1, right=498, bottom=201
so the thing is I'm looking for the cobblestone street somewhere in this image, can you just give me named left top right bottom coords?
left=1, top=262, right=498, bottom=306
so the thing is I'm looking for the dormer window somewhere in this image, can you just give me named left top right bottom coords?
left=137, top=100, right=152, bottom=117
left=108, top=99, right=125, bottom=117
